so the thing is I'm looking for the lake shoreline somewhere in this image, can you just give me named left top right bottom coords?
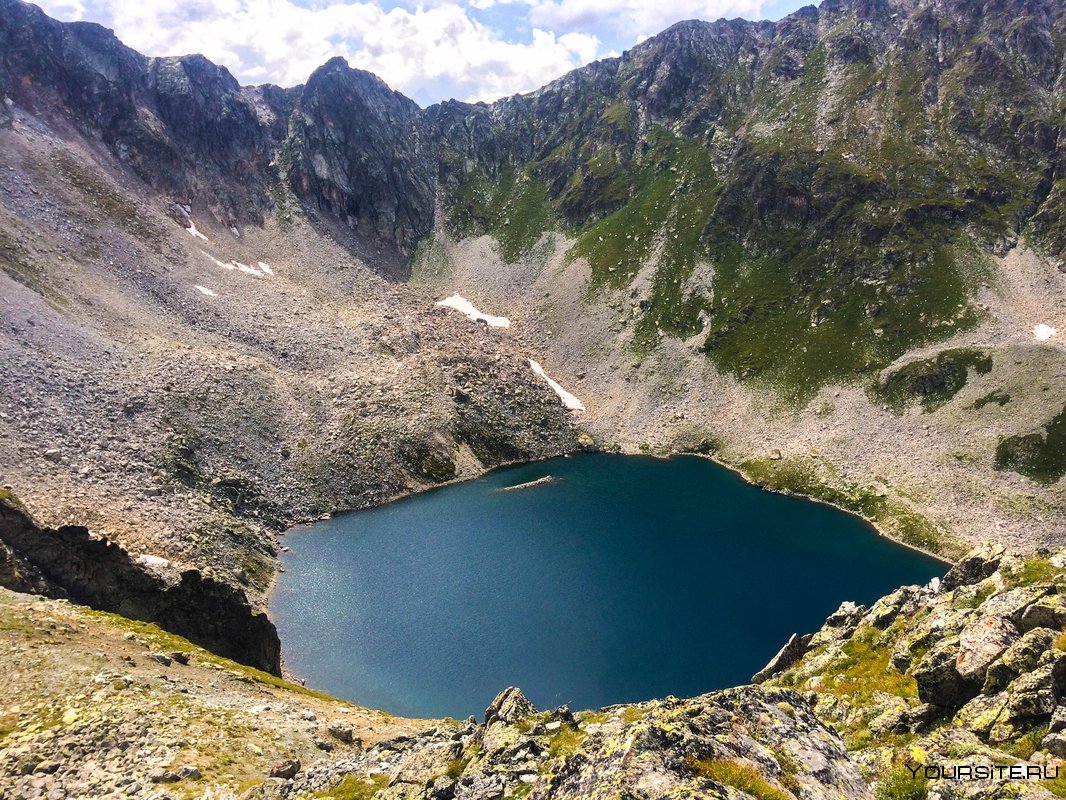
left=270, top=452, right=946, bottom=719
left=266, top=445, right=954, bottom=610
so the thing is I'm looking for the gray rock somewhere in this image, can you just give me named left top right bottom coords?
left=326, top=723, right=354, bottom=744
left=978, top=586, right=1052, bottom=625
left=1051, top=704, right=1066, bottom=733
left=983, top=627, right=1059, bottom=693
left=1044, top=731, right=1066, bottom=757
left=956, top=615, right=1018, bottom=680
left=148, top=768, right=179, bottom=783
left=269, top=759, right=300, bottom=780
left=913, top=639, right=975, bottom=709
left=175, top=765, right=201, bottom=780
left=484, top=687, right=535, bottom=726
left=1019, top=594, right=1066, bottom=632
left=752, top=632, right=812, bottom=683
left=942, top=545, right=1006, bottom=590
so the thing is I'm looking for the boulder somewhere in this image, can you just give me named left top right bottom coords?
left=1019, top=594, right=1066, bottom=632
left=978, top=586, right=1052, bottom=625
left=485, top=687, right=536, bottom=726
left=1051, top=704, right=1066, bottom=733
left=954, top=692, right=1009, bottom=739
left=982, top=628, right=1059, bottom=693
left=942, top=545, right=1006, bottom=590
left=995, top=664, right=1060, bottom=738
left=955, top=616, right=1018, bottom=681
left=1043, top=732, right=1066, bottom=758
left=809, top=602, right=866, bottom=648
left=269, top=760, right=300, bottom=780
left=913, top=639, right=976, bottom=708
left=866, top=586, right=926, bottom=629
left=327, top=723, right=355, bottom=744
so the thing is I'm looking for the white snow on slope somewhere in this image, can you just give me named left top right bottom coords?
left=529, top=359, right=586, bottom=411
left=233, top=261, right=265, bottom=277
left=185, top=222, right=208, bottom=241
left=202, top=250, right=235, bottom=270
left=435, top=293, right=510, bottom=328
left=194, top=285, right=217, bottom=297
left=201, top=251, right=267, bottom=277
left=1034, top=323, right=1057, bottom=341
left=258, top=262, right=274, bottom=275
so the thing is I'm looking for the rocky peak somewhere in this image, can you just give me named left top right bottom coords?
left=286, top=55, right=435, bottom=268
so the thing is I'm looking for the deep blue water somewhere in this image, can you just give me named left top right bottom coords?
left=271, top=453, right=944, bottom=719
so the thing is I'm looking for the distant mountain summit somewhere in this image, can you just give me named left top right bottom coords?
left=2, top=0, right=1062, bottom=389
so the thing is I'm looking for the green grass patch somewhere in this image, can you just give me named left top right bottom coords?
left=81, top=609, right=339, bottom=702
left=447, top=169, right=553, bottom=262
left=445, top=757, right=468, bottom=780
left=869, top=348, right=992, bottom=412
left=1001, top=555, right=1066, bottom=590
left=814, top=625, right=918, bottom=703
left=994, top=403, right=1066, bottom=484
left=0, top=487, right=25, bottom=511
left=739, top=456, right=958, bottom=556
left=547, top=726, right=586, bottom=759
left=875, top=762, right=928, bottom=800
left=1045, top=770, right=1066, bottom=799
left=685, top=758, right=791, bottom=800
left=1005, top=725, right=1049, bottom=759
left=566, top=128, right=718, bottom=348
left=314, top=774, right=389, bottom=800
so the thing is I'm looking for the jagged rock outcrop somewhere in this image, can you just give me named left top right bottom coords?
left=283, top=684, right=872, bottom=800
left=0, top=497, right=281, bottom=674
left=764, top=546, right=1066, bottom=798
left=287, top=58, right=435, bottom=270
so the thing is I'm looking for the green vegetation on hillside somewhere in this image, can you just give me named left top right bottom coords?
left=995, top=403, right=1066, bottom=484
left=870, top=349, right=993, bottom=412
left=740, top=456, right=962, bottom=557
left=685, top=757, right=791, bottom=800
left=447, top=169, right=553, bottom=263
left=435, top=5, right=1056, bottom=407
left=566, top=127, right=719, bottom=347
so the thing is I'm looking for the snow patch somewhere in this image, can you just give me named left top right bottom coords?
left=529, top=359, right=586, bottom=411
left=202, top=250, right=235, bottom=270
left=257, top=261, right=274, bottom=275
left=233, top=260, right=264, bottom=277
left=435, top=293, right=510, bottom=328
left=201, top=251, right=267, bottom=277
left=194, top=285, right=217, bottom=297
left=185, top=222, right=208, bottom=242
left=1033, top=323, right=1057, bottom=341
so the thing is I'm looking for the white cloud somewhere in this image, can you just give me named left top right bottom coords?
left=33, top=0, right=604, bottom=104
left=526, top=0, right=765, bottom=38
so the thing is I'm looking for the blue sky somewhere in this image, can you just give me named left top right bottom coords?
left=37, top=0, right=812, bottom=106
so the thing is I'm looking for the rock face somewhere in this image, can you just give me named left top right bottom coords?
left=287, top=58, right=435, bottom=271
left=767, top=546, right=1066, bottom=798
left=0, top=497, right=281, bottom=674
left=283, top=685, right=872, bottom=800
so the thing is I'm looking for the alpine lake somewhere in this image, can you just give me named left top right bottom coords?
left=271, top=453, right=945, bottom=719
